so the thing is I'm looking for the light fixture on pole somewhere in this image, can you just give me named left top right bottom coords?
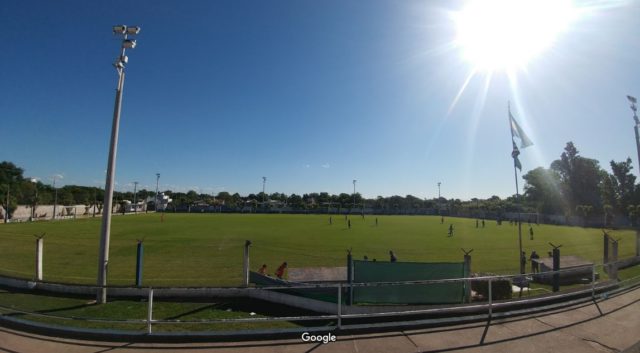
left=437, top=182, right=441, bottom=215
left=262, top=177, right=267, bottom=205
left=3, top=184, right=8, bottom=224
left=30, top=178, right=38, bottom=221
left=52, top=174, right=62, bottom=220
left=97, top=24, right=141, bottom=304
left=627, top=95, right=640, bottom=177
left=133, top=181, right=138, bottom=214
left=155, top=173, right=160, bottom=211
left=352, top=179, right=357, bottom=209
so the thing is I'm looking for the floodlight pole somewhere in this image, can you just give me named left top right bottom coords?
left=353, top=180, right=357, bottom=209
left=262, top=177, right=266, bottom=205
left=52, top=176, right=59, bottom=220
left=155, top=173, right=160, bottom=211
left=4, top=183, right=9, bottom=224
left=97, top=25, right=139, bottom=304
left=133, top=181, right=138, bottom=214
left=30, top=179, right=38, bottom=221
left=628, top=96, right=640, bottom=178
left=437, top=182, right=441, bottom=215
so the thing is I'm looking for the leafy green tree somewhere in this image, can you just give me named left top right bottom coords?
left=603, top=204, right=613, bottom=227
left=550, top=142, right=604, bottom=214
left=609, top=158, right=636, bottom=214
left=287, top=194, right=303, bottom=209
left=628, top=205, right=640, bottom=227
left=523, top=167, right=563, bottom=214
left=575, top=205, right=593, bottom=226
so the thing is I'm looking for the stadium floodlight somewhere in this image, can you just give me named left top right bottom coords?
left=155, top=173, right=160, bottom=211
left=437, top=182, right=442, bottom=215
left=30, top=178, right=38, bottom=221
left=112, top=25, right=127, bottom=34
left=627, top=94, right=640, bottom=178
left=122, top=39, right=137, bottom=49
left=133, top=181, right=139, bottom=214
left=126, top=26, right=141, bottom=35
left=352, top=179, right=357, bottom=208
left=52, top=174, right=62, bottom=221
left=97, top=24, right=141, bottom=304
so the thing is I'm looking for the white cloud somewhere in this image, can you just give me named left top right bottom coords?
left=321, top=163, right=330, bottom=169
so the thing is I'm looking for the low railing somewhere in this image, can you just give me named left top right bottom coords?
left=1, top=263, right=639, bottom=336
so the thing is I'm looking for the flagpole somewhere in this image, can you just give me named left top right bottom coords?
left=509, top=102, right=524, bottom=274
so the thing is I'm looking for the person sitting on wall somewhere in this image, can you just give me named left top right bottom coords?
left=275, top=262, right=288, bottom=279
left=258, top=264, right=268, bottom=275
left=389, top=250, right=397, bottom=262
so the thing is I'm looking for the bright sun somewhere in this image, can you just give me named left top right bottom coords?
left=454, top=0, right=577, bottom=71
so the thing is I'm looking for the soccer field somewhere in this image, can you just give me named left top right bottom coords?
left=0, top=213, right=636, bottom=287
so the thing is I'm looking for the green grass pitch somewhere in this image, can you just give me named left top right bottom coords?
left=0, top=213, right=636, bottom=287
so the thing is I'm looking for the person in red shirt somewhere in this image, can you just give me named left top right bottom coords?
left=275, top=262, right=288, bottom=279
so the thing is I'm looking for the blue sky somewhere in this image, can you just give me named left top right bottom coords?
left=2, top=0, right=639, bottom=199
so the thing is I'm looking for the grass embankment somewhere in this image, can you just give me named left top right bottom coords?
left=0, top=287, right=318, bottom=332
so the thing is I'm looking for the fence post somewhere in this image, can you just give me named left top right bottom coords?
left=591, top=264, right=596, bottom=301
left=603, top=233, right=609, bottom=274
left=463, top=253, right=472, bottom=303
left=35, top=236, right=43, bottom=281
left=135, top=240, right=144, bottom=287
left=337, top=283, right=342, bottom=329
left=611, top=241, right=619, bottom=281
left=552, top=247, right=560, bottom=292
left=147, top=288, right=154, bottom=334
left=488, top=278, right=492, bottom=319
left=243, top=240, right=252, bottom=287
left=346, top=251, right=353, bottom=305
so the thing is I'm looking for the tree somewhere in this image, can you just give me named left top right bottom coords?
left=0, top=161, right=24, bottom=186
left=628, top=205, right=640, bottom=227
left=575, top=205, right=593, bottom=226
left=185, top=190, right=198, bottom=205
left=550, top=142, right=604, bottom=214
left=287, top=194, right=303, bottom=209
left=609, top=158, right=636, bottom=214
left=337, top=193, right=351, bottom=208
left=603, top=204, right=613, bottom=227
left=522, top=167, right=563, bottom=214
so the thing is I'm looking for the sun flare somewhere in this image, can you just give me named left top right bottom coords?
left=454, top=0, right=577, bottom=72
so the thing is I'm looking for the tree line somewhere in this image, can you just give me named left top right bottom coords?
left=2, top=141, right=640, bottom=224
left=522, top=141, right=640, bottom=225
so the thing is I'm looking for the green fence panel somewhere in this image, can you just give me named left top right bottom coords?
left=352, top=260, right=467, bottom=304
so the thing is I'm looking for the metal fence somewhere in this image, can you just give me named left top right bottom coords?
left=1, top=263, right=639, bottom=336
